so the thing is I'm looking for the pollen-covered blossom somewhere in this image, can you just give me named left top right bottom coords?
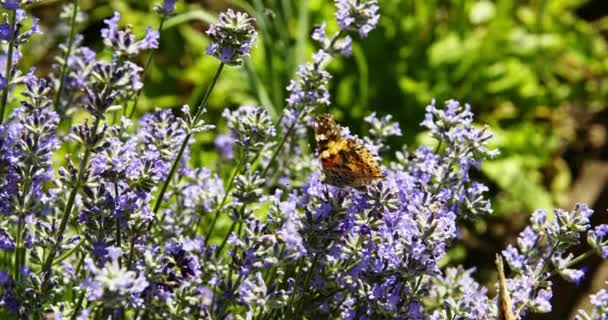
left=205, top=9, right=257, bottom=65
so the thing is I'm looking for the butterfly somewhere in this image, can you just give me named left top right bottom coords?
left=314, top=113, right=384, bottom=189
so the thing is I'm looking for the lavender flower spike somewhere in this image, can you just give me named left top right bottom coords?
left=205, top=9, right=257, bottom=65
left=335, top=0, right=380, bottom=38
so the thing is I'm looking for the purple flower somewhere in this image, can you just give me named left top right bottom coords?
left=155, top=0, right=178, bottom=16
left=205, top=9, right=257, bottom=65
left=428, top=267, right=496, bottom=318
left=222, top=106, right=275, bottom=152
left=501, top=204, right=596, bottom=318
left=0, top=23, right=11, bottom=40
left=214, top=134, right=235, bottom=160
left=83, top=252, right=149, bottom=305
left=339, top=35, right=353, bottom=56
left=2, top=0, right=19, bottom=10
left=286, top=62, right=331, bottom=111
left=101, top=12, right=160, bottom=56
left=589, top=224, right=608, bottom=258
left=312, top=23, right=328, bottom=43
left=335, top=0, right=380, bottom=37
left=0, top=227, right=15, bottom=250
left=239, top=272, right=267, bottom=307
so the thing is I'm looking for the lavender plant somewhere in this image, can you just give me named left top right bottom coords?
left=0, top=0, right=606, bottom=319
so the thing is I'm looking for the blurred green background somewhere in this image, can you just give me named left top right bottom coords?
left=25, top=0, right=608, bottom=318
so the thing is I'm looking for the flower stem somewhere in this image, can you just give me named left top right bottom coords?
left=216, top=205, right=246, bottom=256
left=293, top=252, right=319, bottom=315
left=114, top=183, right=122, bottom=268
left=193, top=63, right=224, bottom=121
left=125, top=63, right=224, bottom=266
left=70, top=254, right=87, bottom=319
left=40, top=116, right=101, bottom=279
left=52, top=0, right=79, bottom=114
left=71, top=289, right=86, bottom=320
left=127, top=17, right=166, bottom=119
left=257, top=32, right=344, bottom=177
left=53, top=238, right=84, bottom=266
left=561, top=239, right=608, bottom=271
left=216, top=219, right=237, bottom=255
left=14, top=215, right=23, bottom=279
left=0, top=9, right=17, bottom=124
left=150, top=62, right=224, bottom=226
left=259, top=108, right=303, bottom=177
left=204, top=151, right=245, bottom=240
left=150, top=132, right=190, bottom=218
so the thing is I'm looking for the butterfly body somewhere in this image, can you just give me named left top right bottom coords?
left=314, top=113, right=384, bottom=189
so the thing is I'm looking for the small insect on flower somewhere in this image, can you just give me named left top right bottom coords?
left=314, top=113, right=384, bottom=190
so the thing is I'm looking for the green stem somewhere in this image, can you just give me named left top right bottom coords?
left=53, top=238, right=84, bottom=266
left=0, top=10, right=17, bottom=124
left=285, top=258, right=304, bottom=314
left=114, top=183, right=122, bottom=268
left=193, top=63, right=224, bottom=121
left=216, top=218, right=237, bottom=256
left=126, top=233, right=137, bottom=267
left=71, top=289, right=86, bottom=320
left=152, top=62, right=224, bottom=220
left=14, top=164, right=33, bottom=279
left=204, top=151, right=245, bottom=240
left=126, top=63, right=224, bottom=266
left=150, top=132, right=190, bottom=221
left=127, top=17, right=166, bottom=119
left=52, top=0, right=79, bottom=113
left=216, top=205, right=246, bottom=256
left=150, top=62, right=225, bottom=223
left=259, top=109, right=302, bottom=177
left=41, top=116, right=101, bottom=278
left=293, top=253, right=319, bottom=316
left=557, top=239, right=608, bottom=272
left=566, top=249, right=595, bottom=269
left=14, top=215, right=23, bottom=279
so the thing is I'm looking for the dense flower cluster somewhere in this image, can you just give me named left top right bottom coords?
left=0, top=0, right=607, bottom=319
left=501, top=205, right=594, bottom=316
left=205, top=9, right=257, bottom=65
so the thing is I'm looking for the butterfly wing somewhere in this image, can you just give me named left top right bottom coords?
left=315, top=113, right=384, bottom=189
left=321, top=138, right=383, bottom=189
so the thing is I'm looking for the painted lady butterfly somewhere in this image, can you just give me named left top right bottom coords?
left=314, top=113, right=384, bottom=189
